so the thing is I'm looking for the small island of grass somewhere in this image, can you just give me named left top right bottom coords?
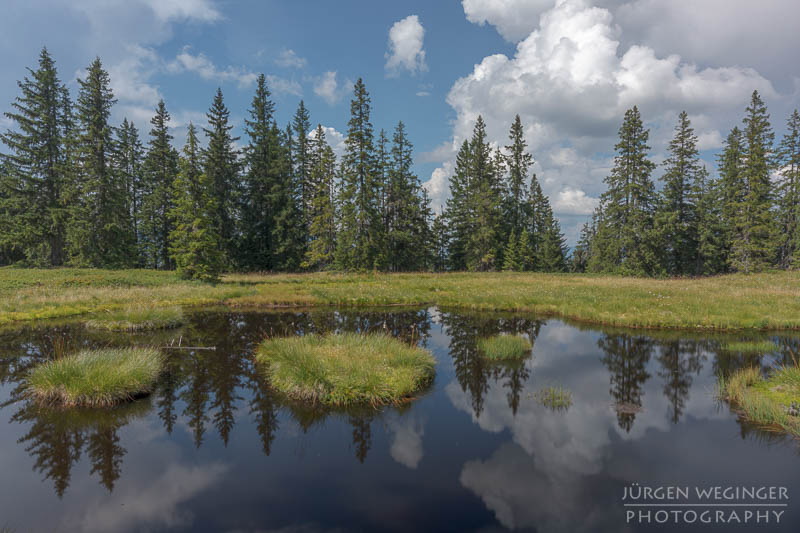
left=717, top=366, right=800, bottom=438
left=478, top=334, right=532, bottom=360
left=256, top=333, right=435, bottom=406
left=85, top=306, right=184, bottom=331
left=535, top=385, right=573, bottom=411
left=25, top=347, right=164, bottom=407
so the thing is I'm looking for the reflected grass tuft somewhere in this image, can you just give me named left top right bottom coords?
left=535, top=385, right=573, bottom=411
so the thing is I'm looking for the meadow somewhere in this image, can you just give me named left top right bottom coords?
left=3, top=267, right=800, bottom=330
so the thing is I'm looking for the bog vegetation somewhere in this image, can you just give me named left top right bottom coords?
left=2, top=48, right=799, bottom=279
left=256, top=333, right=435, bottom=406
left=24, top=347, right=164, bottom=407
left=717, top=366, right=800, bottom=438
left=2, top=268, right=800, bottom=330
left=477, top=334, right=532, bottom=360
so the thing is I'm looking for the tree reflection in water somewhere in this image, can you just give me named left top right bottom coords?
left=0, top=308, right=432, bottom=497
left=440, top=312, right=542, bottom=418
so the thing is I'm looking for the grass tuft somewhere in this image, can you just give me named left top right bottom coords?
left=25, top=347, right=164, bottom=407
left=717, top=365, right=800, bottom=438
left=534, top=385, right=573, bottom=411
left=85, top=306, right=183, bottom=331
left=720, top=340, right=777, bottom=353
left=256, top=333, right=435, bottom=407
left=477, top=334, right=532, bottom=360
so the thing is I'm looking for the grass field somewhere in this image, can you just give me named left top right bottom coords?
left=2, top=267, right=800, bottom=330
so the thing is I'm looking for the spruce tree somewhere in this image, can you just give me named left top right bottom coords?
left=656, top=111, right=703, bottom=275
left=292, top=100, right=312, bottom=229
left=538, top=203, right=568, bottom=272
left=302, top=125, right=337, bottom=270
left=695, top=168, right=728, bottom=274
left=431, top=211, right=449, bottom=272
left=589, top=106, right=658, bottom=275
left=731, top=91, right=775, bottom=272
left=269, top=124, right=304, bottom=270
left=203, top=88, right=240, bottom=266
left=68, top=57, right=135, bottom=267
left=444, top=140, right=472, bottom=270
left=0, top=47, right=71, bottom=265
left=502, top=230, right=520, bottom=271
left=571, top=217, right=596, bottom=273
left=239, top=74, right=277, bottom=270
left=518, top=228, right=534, bottom=271
left=141, top=100, right=178, bottom=269
left=169, top=123, right=224, bottom=281
left=776, top=110, right=800, bottom=268
left=386, top=122, right=430, bottom=271
left=717, top=126, right=745, bottom=270
left=114, top=119, right=145, bottom=265
left=504, top=115, right=532, bottom=235
left=336, top=78, right=379, bottom=270
left=465, top=116, right=503, bottom=271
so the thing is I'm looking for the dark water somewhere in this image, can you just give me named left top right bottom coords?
left=1, top=308, right=799, bottom=532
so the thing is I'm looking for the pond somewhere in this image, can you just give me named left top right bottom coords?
left=0, top=308, right=799, bottom=532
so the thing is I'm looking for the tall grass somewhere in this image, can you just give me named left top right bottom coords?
left=25, top=347, right=164, bottom=407
left=256, top=333, right=435, bottom=406
left=85, top=305, right=184, bottom=331
left=478, top=334, right=532, bottom=360
left=534, top=385, right=573, bottom=411
left=4, top=268, right=800, bottom=330
left=717, top=366, right=800, bottom=438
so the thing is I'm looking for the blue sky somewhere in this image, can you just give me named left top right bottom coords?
left=2, top=0, right=799, bottom=244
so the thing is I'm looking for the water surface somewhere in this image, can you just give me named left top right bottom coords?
left=0, top=308, right=798, bottom=532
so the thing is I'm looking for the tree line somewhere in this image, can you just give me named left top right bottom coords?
left=1, top=48, right=797, bottom=279
left=574, top=91, right=800, bottom=276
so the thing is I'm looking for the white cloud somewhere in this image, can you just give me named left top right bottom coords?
left=166, top=46, right=301, bottom=94
left=385, top=15, right=428, bottom=77
left=552, top=187, right=599, bottom=215
left=462, top=0, right=554, bottom=42
left=425, top=0, right=778, bottom=245
left=140, top=0, right=221, bottom=22
left=386, top=414, right=425, bottom=469
left=167, top=46, right=258, bottom=88
left=275, top=48, right=307, bottom=69
left=309, top=125, right=346, bottom=160
left=313, top=71, right=350, bottom=105
left=77, top=463, right=228, bottom=532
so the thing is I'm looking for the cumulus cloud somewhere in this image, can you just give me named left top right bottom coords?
left=309, top=125, right=346, bottom=160
left=385, top=15, right=428, bottom=77
left=462, top=0, right=554, bottom=42
left=165, top=46, right=301, bottom=94
left=313, top=71, right=351, bottom=105
left=552, top=187, right=599, bottom=215
left=426, top=0, right=777, bottom=245
left=275, top=48, right=307, bottom=69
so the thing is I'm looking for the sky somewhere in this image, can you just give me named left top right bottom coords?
left=1, top=0, right=799, bottom=245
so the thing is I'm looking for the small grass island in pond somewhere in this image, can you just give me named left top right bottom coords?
left=534, top=385, right=574, bottom=411
left=717, top=366, right=800, bottom=438
left=85, top=306, right=184, bottom=331
left=478, top=334, right=532, bottom=360
left=25, top=347, right=164, bottom=407
left=256, top=333, right=435, bottom=406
